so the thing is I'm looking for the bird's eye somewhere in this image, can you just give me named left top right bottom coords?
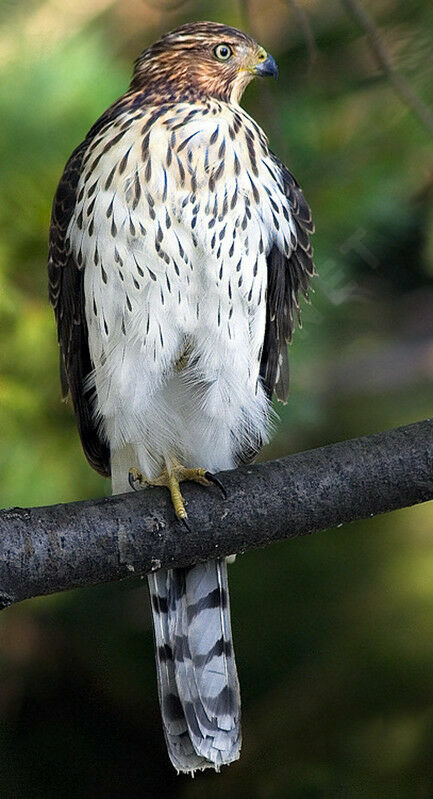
left=214, top=43, right=233, bottom=62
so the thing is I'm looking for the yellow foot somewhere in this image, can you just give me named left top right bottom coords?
left=128, top=459, right=226, bottom=527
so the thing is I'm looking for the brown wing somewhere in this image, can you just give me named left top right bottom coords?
left=48, top=90, right=151, bottom=476
left=260, top=154, right=315, bottom=403
left=48, top=93, right=144, bottom=477
left=48, top=137, right=111, bottom=478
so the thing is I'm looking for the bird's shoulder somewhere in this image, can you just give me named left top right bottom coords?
left=49, top=92, right=147, bottom=266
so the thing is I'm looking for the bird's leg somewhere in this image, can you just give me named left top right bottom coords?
left=129, top=465, right=189, bottom=522
left=128, top=457, right=226, bottom=525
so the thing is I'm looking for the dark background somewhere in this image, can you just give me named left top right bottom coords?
left=1, top=0, right=433, bottom=796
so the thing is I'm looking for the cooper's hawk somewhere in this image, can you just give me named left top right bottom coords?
left=48, top=22, right=314, bottom=773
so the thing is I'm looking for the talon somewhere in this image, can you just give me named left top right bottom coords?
left=127, top=460, right=226, bottom=524
left=129, top=467, right=143, bottom=491
left=181, top=516, right=192, bottom=533
left=129, top=473, right=139, bottom=491
left=205, top=471, right=227, bottom=499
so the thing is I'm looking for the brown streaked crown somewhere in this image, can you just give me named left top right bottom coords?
left=130, top=22, right=266, bottom=104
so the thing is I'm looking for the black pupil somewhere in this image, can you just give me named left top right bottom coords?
left=219, top=46, right=229, bottom=58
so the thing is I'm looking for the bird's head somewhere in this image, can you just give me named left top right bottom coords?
left=131, top=21, right=278, bottom=104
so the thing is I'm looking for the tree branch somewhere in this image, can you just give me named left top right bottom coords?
left=0, top=420, right=432, bottom=610
left=340, top=0, right=433, bottom=137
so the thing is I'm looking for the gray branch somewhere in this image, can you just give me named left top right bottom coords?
left=0, top=419, right=432, bottom=610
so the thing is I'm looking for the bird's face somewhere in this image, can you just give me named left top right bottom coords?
left=132, top=22, right=278, bottom=104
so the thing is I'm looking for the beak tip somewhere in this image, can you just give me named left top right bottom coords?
left=255, top=53, right=279, bottom=80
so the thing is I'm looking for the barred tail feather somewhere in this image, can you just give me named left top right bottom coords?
left=111, top=457, right=240, bottom=773
left=147, top=570, right=208, bottom=773
left=149, top=560, right=241, bottom=773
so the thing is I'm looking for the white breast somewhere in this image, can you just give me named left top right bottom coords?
left=67, top=100, right=295, bottom=475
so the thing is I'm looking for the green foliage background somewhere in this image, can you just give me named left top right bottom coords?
left=0, top=0, right=432, bottom=796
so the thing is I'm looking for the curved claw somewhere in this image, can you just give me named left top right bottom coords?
left=181, top=516, right=192, bottom=533
left=205, top=471, right=227, bottom=499
left=128, top=470, right=141, bottom=491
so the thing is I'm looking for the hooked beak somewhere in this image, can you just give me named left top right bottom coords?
left=254, top=52, right=279, bottom=80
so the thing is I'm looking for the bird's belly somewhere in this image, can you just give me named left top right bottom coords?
left=83, top=225, right=270, bottom=472
left=71, top=104, right=276, bottom=469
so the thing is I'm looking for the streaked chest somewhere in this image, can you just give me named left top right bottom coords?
left=68, top=100, right=295, bottom=352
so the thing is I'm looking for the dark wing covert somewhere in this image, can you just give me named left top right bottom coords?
left=48, top=92, right=145, bottom=477
left=260, top=153, right=315, bottom=403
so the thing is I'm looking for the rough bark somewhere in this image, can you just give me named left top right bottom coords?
left=0, top=419, right=432, bottom=609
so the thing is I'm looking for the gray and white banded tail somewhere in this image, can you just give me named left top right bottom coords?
left=148, top=558, right=241, bottom=773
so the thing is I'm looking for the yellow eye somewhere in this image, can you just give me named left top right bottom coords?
left=214, top=43, right=233, bottom=62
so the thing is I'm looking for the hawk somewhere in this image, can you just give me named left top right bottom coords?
left=48, top=22, right=314, bottom=774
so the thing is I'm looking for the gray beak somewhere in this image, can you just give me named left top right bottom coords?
left=255, top=53, right=279, bottom=79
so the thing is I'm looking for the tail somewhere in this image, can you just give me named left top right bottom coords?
left=148, top=559, right=241, bottom=773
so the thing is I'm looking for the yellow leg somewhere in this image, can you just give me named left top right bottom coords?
left=167, top=470, right=188, bottom=520
left=128, top=459, right=226, bottom=525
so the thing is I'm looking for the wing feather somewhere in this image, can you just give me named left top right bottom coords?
left=48, top=91, right=143, bottom=476
left=260, top=154, right=315, bottom=403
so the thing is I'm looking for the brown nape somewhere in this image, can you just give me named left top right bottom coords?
left=130, top=21, right=259, bottom=104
